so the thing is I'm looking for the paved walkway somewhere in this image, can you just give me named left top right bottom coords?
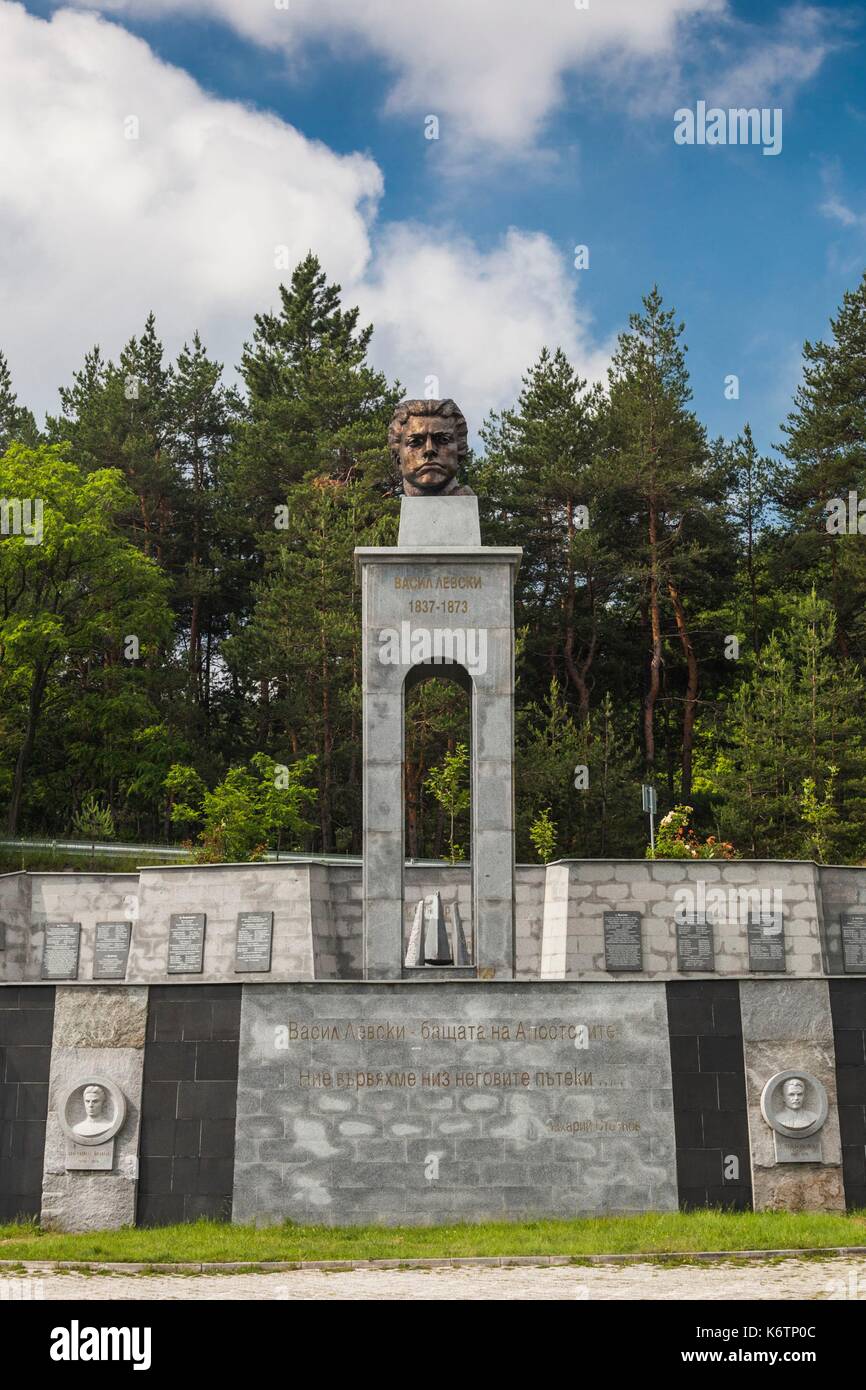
left=2, top=1258, right=865, bottom=1300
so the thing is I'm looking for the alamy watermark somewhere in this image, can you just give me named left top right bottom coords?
left=674, top=879, right=783, bottom=925
left=0, top=497, right=43, bottom=545
left=826, top=492, right=866, bottom=534
left=674, top=102, right=782, bottom=156
left=377, top=622, right=488, bottom=677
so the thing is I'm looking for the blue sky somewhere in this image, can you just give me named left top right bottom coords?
left=4, top=0, right=866, bottom=453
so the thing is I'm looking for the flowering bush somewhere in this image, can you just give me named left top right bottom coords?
left=648, top=805, right=738, bottom=860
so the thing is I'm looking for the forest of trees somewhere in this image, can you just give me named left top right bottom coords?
left=2, top=253, right=866, bottom=865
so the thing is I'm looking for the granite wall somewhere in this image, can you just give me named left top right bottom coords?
left=4, top=858, right=860, bottom=986
left=40, top=986, right=146, bottom=1232
left=232, top=981, right=679, bottom=1227
left=137, top=985, right=241, bottom=1226
left=828, top=980, right=866, bottom=1210
left=740, top=980, right=845, bottom=1211
left=666, top=981, right=752, bottom=1211
left=0, top=986, right=54, bottom=1221
left=540, top=860, right=825, bottom=980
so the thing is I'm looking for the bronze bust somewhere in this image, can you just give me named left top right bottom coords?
left=389, top=398, right=473, bottom=496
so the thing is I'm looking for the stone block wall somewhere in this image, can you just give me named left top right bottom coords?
left=740, top=980, right=845, bottom=1211
left=666, top=981, right=752, bottom=1210
left=232, top=981, right=678, bottom=1227
left=829, top=980, right=866, bottom=1210
left=0, top=975, right=862, bottom=1227
left=137, top=985, right=241, bottom=1225
left=540, top=861, right=824, bottom=980
left=0, top=986, right=54, bottom=1221
left=0, top=871, right=33, bottom=981
left=820, top=867, right=866, bottom=975
left=3, top=859, right=865, bottom=986
left=41, top=986, right=146, bottom=1232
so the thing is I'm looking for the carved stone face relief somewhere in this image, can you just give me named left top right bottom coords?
left=57, top=1076, right=127, bottom=1147
left=760, top=1070, right=828, bottom=1140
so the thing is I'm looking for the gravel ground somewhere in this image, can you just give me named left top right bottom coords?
left=1, top=1257, right=864, bottom=1300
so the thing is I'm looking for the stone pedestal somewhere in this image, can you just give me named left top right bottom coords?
left=355, top=498, right=521, bottom=980
left=40, top=986, right=146, bottom=1231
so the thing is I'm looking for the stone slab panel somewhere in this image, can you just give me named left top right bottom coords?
left=739, top=980, right=844, bottom=1212
left=233, top=980, right=677, bottom=1226
left=40, top=986, right=147, bottom=1232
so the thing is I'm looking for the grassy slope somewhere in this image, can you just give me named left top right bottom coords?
left=1, top=1210, right=865, bottom=1264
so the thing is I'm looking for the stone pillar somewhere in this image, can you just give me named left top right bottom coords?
left=40, top=985, right=147, bottom=1231
left=740, top=979, right=845, bottom=1211
left=355, top=498, right=521, bottom=980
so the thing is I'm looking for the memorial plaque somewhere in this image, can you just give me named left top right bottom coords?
left=234, top=981, right=679, bottom=1227
left=93, top=921, right=131, bottom=979
left=167, top=913, right=206, bottom=974
left=0, top=921, right=6, bottom=950
left=841, top=912, right=866, bottom=974
left=235, top=911, right=274, bottom=973
left=603, top=912, right=643, bottom=972
left=747, top=912, right=786, bottom=972
left=676, top=914, right=715, bottom=972
left=41, top=922, right=81, bottom=980
left=773, top=1133, right=822, bottom=1163
left=65, top=1140, right=114, bottom=1171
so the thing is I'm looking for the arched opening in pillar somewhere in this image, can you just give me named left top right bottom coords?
left=403, top=664, right=473, bottom=966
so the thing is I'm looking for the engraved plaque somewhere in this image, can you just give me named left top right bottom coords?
left=235, top=911, right=274, bottom=973
left=773, top=1132, right=822, bottom=1163
left=676, top=914, right=715, bottom=972
left=841, top=913, right=866, bottom=974
left=747, top=912, right=786, bottom=972
left=0, top=921, right=6, bottom=950
left=65, top=1139, right=114, bottom=1170
left=167, top=913, right=206, bottom=974
left=41, top=922, right=81, bottom=980
left=93, top=921, right=131, bottom=979
left=603, top=912, right=643, bottom=972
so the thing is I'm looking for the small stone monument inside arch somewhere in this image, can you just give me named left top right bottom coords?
left=354, top=398, right=522, bottom=979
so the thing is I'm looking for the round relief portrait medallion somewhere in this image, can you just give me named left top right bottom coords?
left=57, top=1075, right=127, bottom=1147
left=759, top=1070, right=828, bottom=1140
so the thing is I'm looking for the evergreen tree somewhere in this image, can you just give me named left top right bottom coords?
left=707, top=591, right=866, bottom=859
left=0, top=351, right=39, bottom=451
left=605, top=287, right=732, bottom=799
left=778, top=270, right=866, bottom=659
left=478, top=348, right=611, bottom=718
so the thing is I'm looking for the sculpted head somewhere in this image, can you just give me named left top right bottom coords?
left=782, top=1078, right=805, bottom=1111
left=83, top=1084, right=106, bottom=1119
left=389, top=399, right=468, bottom=495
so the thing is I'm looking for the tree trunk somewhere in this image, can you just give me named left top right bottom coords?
left=668, top=579, right=698, bottom=801
left=7, top=663, right=50, bottom=833
left=562, top=499, right=594, bottom=719
left=644, top=501, right=663, bottom=771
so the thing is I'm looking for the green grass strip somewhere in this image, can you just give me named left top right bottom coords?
left=1, top=1209, right=865, bottom=1264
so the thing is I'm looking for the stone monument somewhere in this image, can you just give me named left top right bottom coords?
left=355, top=398, right=522, bottom=979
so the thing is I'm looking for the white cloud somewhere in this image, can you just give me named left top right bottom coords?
left=0, top=2, right=604, bottom=431
left=358, top=226, right=610, bottom=429
left=67, top=0, right=845, bottom=155
left=69, top=0, right=727, bottom=151
left=821, top=196, right=862, bottom=228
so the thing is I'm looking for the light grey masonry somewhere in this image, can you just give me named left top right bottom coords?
left=40, top=986, right=147, bottom=1232
left=739, top=980, right=845, bottom=1212
left=232, top=981, right=678, bottom=1227
left=355, top=497, right=522, bottom=980
left=1, top=858, right=860, bottom=986
left=540, top=860, right=825, bottom=980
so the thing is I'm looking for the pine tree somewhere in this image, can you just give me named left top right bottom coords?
left=478, top=348, right=611, bottom=718
left=0, top=351, right=39, bottom=451
left=605, top=287, right=731, bottom=799
left=778, top=270, right=866, bottom=659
